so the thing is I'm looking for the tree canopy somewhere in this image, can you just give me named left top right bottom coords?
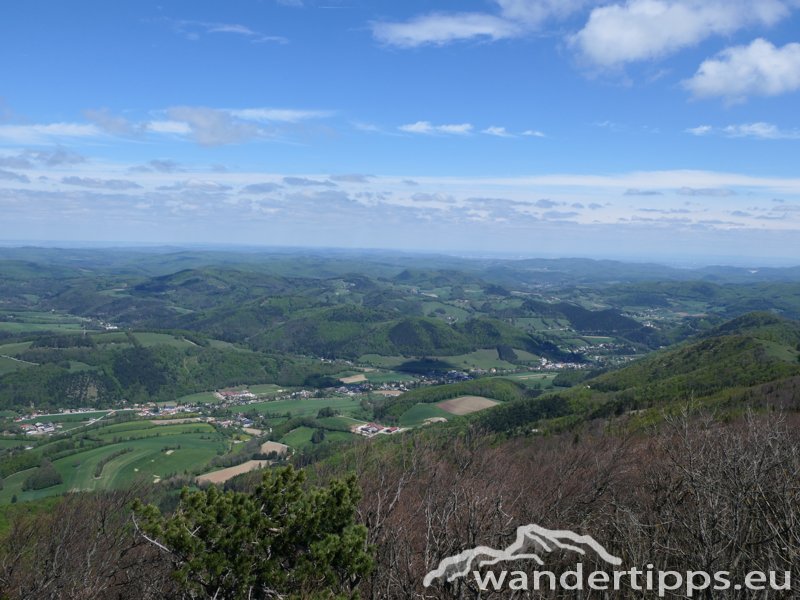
left=133, top=466, right=373, bottom=599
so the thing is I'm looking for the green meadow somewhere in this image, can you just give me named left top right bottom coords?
left=230, top=396, right=365, bottom=419
left=0, top=420, right=227, bottom=504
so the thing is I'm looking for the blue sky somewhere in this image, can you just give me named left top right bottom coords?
left=1, top=0, right=800, bottom=264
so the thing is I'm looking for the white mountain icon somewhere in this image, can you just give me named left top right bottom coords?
left=423, top=524, right=623, bottom=587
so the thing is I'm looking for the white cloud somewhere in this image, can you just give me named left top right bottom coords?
left=685, top=122, right=800, bottom=139
left=437, top=123, right=473, bottom=135
left=399, top=121, right=473, bottom=135
left=372, top=13, right=518, bottom=47
left=174, top=20, right=287, bottom=44
left=724, top=122, right=800, bottom=139
left=482, top=126, right=514, bottom=137
left=522, top=129, right=546, bottom=137
left=0, top=122, right=101, bottom=144
left=399, top=121, right=434, bottom=134
left=684, top=38, right=800, bottom=100
left=495, top=0, right=592, bottom=25
left=686, top=125, right=713, bottom=136
left=228, top=108, right=333, bottom=123
left=571, top=0, right=790, bottom=68
left=370, top=0, right=590, bottom=47
left=0, top=104, right=333, bottom=149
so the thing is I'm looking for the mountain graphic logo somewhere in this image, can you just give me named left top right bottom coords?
left=423, top=524, right=623, bottom=587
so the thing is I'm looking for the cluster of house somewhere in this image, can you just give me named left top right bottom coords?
left=214, top=414, right=255, bottom=429
left=214, top=390, right=257, bottom=402
left=136, top=404, right=196, bottom=418
left=353, top=423, right=402, bottom=438
left=538, top=358, right=587, bottom=370
left=19, top=421, right=62, bottom=435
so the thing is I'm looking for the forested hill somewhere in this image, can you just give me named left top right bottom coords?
left=476, top=312, right=800, bottom=433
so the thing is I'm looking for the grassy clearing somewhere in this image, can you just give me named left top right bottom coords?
left=248, top=384, right=284, bottom=395
left=280, top=427, right=354, bottom=450
left=497, top=372, right=557, bottom=389
left=761, top=340, right=799, bottom=363
left=357, top=355, right=408, bottom=369
left=0, top=439, right=27, bottom=449
left=435, top=349, right=517, bottom=371
left=231, top=396, right=364, bottom=419
left=512, top=349, right=541, bottom=362
left=131, top=332, right=196, bottom=349
left=19, top=411, right=113, bottom=424
left=0, top=322, right=83, bottom=334
left=0, top=355, right=34, bottom=376
left=317, top=416, right=366, bottom=429
left=558, top=337, right=590, bottom=349
left=93, top=422, right=215, bottom=442
left=421, top=301, right=471, bottom=320
left=67, top=361, right=95, bottom=372
left=280, top=426, right=315, bottom=447
left=206, top=338, right=248, bottom=351
left=399, top=403, right=450, bottom=427
left=92, top=332, right=131, bottom=345
left=176, top=391, right=220, bottom=405
left=0, top=341, right=33, bottom=356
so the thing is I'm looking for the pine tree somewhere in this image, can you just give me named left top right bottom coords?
left=133, top=466, right=372, bottom=599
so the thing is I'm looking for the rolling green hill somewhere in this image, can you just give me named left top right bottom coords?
left=588, top=312, right=800, bottom=405
left=475, top=312, right=800, bottom=433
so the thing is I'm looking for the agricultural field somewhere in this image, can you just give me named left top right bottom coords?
left=496, top=371, right=558, bottom=389
left=231, top=396, right=365, bottom=420
left=196, top=460, right=269, bottom=485
left=364, top=371, right=416, bottom=384
left=0, top=311, right=87, bottom=334
left=436, top=396, right=498, bottom=416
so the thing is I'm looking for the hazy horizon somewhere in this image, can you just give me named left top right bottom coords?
left=1, top=239, right=798, bottom=269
